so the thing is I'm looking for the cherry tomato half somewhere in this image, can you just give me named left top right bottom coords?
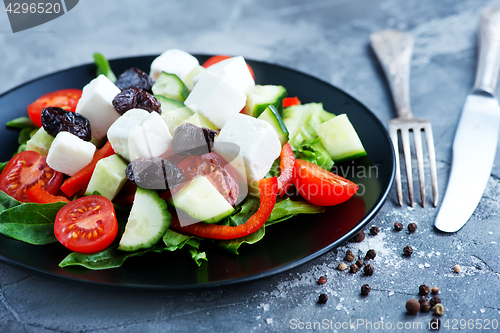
left=0, top=151, right=63, bottom=203
left=54, top=195, right=118, bottom=254
left=202, top=55, right=255, bottom=81
left=176, top=152, right=240, bottom=206
left=293, top=159, right=359, bottom=206
left=27, top=89, right=82, bottom=127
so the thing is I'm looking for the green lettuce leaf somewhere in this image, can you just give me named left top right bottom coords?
left=266, top=198, right=325, bottom=226
left=187, top=246, right=208, bottom=266
left=283, top=103, right=335, bottom=170
left=215, top=225, right=265, bottom=255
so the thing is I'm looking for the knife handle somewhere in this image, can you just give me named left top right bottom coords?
left=473, top=7, right=500, bottom=96
left=370, top=29, right=414, bottom=119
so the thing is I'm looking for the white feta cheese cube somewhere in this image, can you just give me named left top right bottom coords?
left=150, top=49, right=199, bottom=82
left=128, top=112, right=172, bottom=160
left=46, top=132, right=96, bottom=176
left=193, top=56, right=255, bottom=95
left=214, top=114, right=281, bottom=185
left=76, top=74, right=121, bottom=140
left=107, top=109, right=150, bottom=161
left=107, top=109, right=172, bottom=161
left=185, top=72, right=246, bottom=129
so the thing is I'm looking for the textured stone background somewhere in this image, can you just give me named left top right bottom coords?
left=1, top=0, right=500, bottom=332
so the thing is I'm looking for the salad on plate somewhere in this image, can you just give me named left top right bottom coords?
left=0, top=49, right=367, bottom=269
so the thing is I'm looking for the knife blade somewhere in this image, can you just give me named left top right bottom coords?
left=435, top=7, right=500, bottom=232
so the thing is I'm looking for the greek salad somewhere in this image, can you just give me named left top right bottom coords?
left=0, top=50, right=367, bottom=269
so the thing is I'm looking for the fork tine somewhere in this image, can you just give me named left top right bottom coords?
left=389, top=125, right=403, bottom=206
left=423, top=123, right=439, bottom=206
left=413, top=126, right=426, bottom=207
left=400, top=128, right=414, bottom=207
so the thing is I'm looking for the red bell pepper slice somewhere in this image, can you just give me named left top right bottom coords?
left=283, top=97, right=301, bottom=108
left=277, top=143, right=295, bottom=197
left=170, top=177, right=278, bottom=240
left=60, top=141, right=115, bottom=196
left=26, top=183, right=70, bottom=204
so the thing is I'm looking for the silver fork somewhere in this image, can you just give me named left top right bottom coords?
left=370, top=29, right=438, bottom=207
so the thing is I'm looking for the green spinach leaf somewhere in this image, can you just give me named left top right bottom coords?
left=93, top=53, right=116, bottom=82
left=6, top=116, right=36, bottom=129
left=0, top=202, right=66, bottom=245
left=59, top=245, right=152, bottom=270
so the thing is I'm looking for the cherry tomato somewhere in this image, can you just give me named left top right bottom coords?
left=27, top=89, right=82, bottom=128
left=54, top=195, right=118, bottom=253
left=293, top=159, right=359, bottom=206
left=0, top=151, right=63, bottom=203
left=176, top=152, right=239, bottom=205
left=202, top=55, right=255, bottom=81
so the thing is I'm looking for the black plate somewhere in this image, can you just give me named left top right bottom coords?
left=0, top=55, right=394, bottom=289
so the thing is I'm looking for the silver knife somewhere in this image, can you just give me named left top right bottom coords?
left=435, top=7, right=500, bottom=232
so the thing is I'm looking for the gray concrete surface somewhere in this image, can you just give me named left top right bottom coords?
left=1, top=0, right=500, bottom=332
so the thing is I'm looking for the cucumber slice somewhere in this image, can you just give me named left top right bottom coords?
left=118, top=187, right=171, bottom=252
left=84, top=154, right=128, bottom=201
left=257, top=105, right=289, bottom=145
left=152, top=72, right=190, bottom=102
left=315, top=114, right=366, bottom=162
left=26, top=127, right=54, bottom=156
left=184, top=65, right=205, bottom=90
left=156, top=95, right=194, bottom=135
left=181, top=113, right=218, bottom=131
left=172, top=176, right=234, bottom=224
left=244, top=85, right=287, bottom=117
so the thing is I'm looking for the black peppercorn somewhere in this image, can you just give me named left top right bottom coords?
left=349, top=264, right=358, bottom=273
left=403, top=246, right=413, bottom=257
left=430, top=296, right=441, bottom=307
left=364, top=249, right=377, bottom=260
left=406, top=299, right=420, bottom=314
left=421, top=301, right=431, bottom=312
left=318, top=293, right=328, bottom=304
left=361, top=284, right=371, bottom=295
left=408, top=223, right=417, bottom=233
left=345, top=250, right=355, bottom=262
left=370, top=226, right=379, bottom=236
left=355, top=259, right=364, bottom=268
left=419, top=285, right=431, bottom=295
left=363, top=264, right=374, bottom=276
left=317, top=276, right=327, bottom=285
left=352, top=230, right=365, bottom=242
left=418, top=296, right=427, bottom=304
left=394, top=222, right=403, bottom=231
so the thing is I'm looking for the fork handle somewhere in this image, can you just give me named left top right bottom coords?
left=370, top=29, right=414, bottom=119
left=473, top=7, right=500, bottom=96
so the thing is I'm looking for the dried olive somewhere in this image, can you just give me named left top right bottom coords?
left=112, top=87, right=161, bottom=115
left=41, top=107, right=91, bottom=141
left=115, top=67, right=154, bottom=93
left=126, top=157, right=185, bottom=191
left=172, top=123, right=217, bottom=156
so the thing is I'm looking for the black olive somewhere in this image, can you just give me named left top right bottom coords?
left=41, top=107, right=92, bottom=141
left=126, top=157, right=185, bottom=191
left=112, top=87, right=161, bottom=115
left=115, top=68, right=154, bottom=93
left=172, top=123, right=217, bottom=156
